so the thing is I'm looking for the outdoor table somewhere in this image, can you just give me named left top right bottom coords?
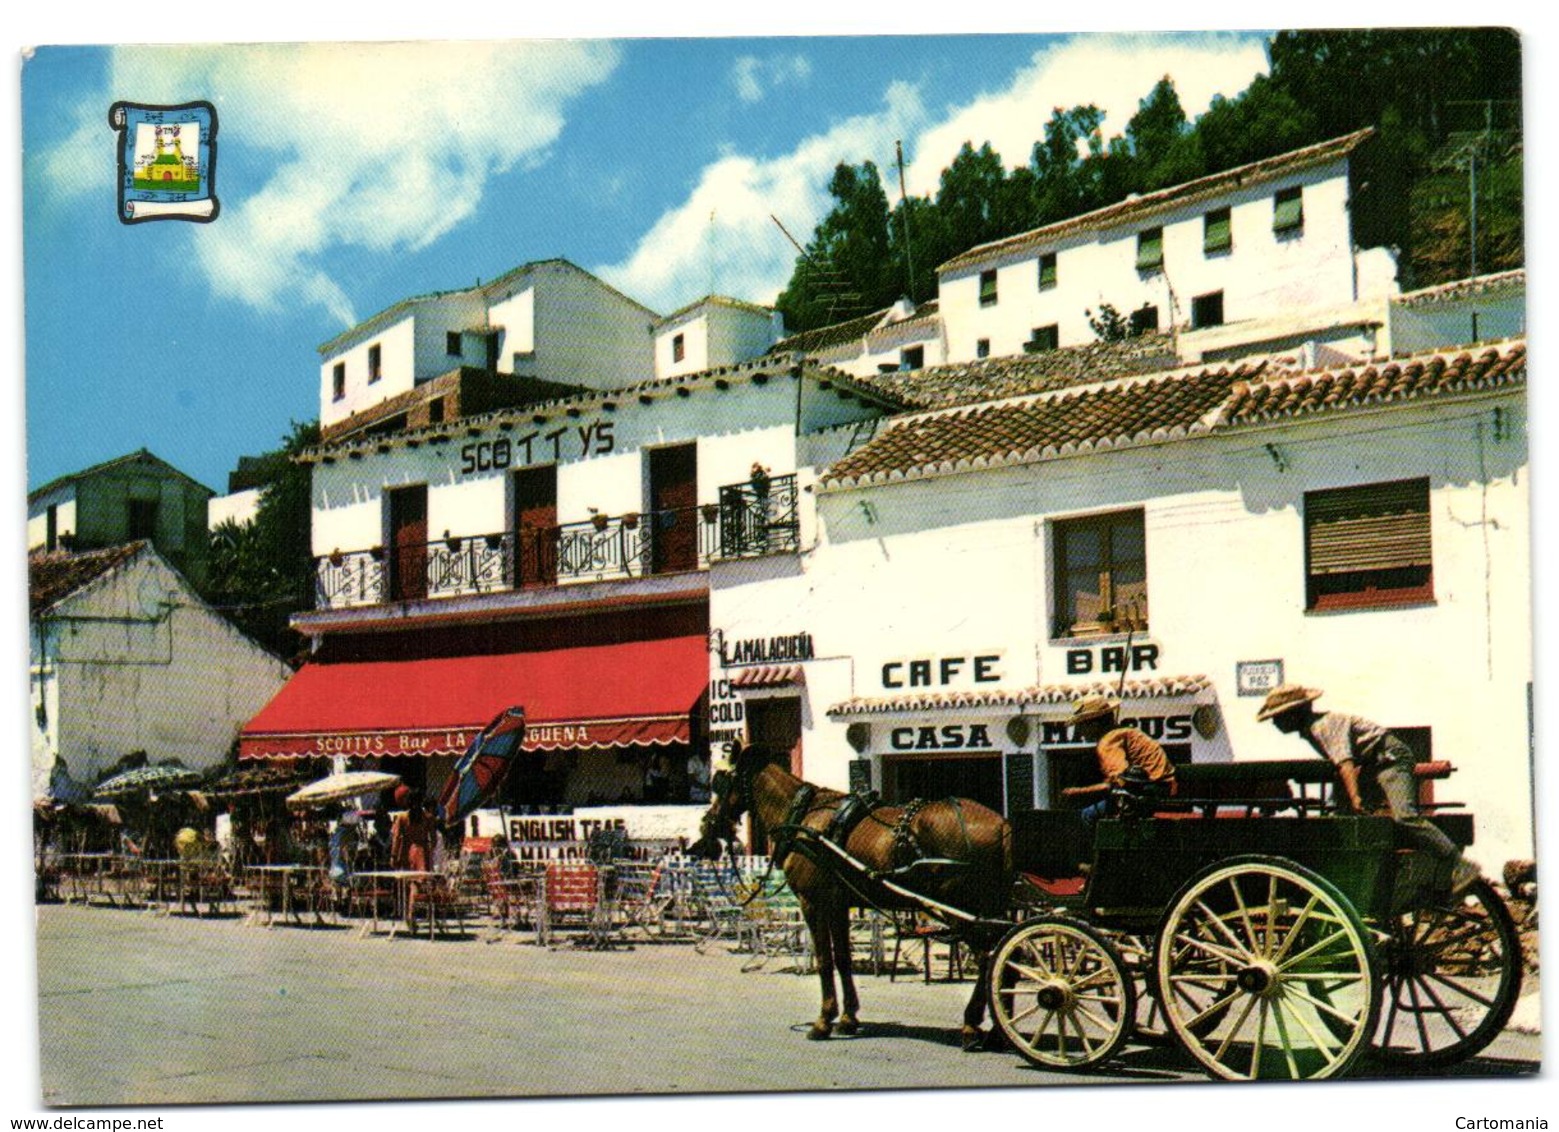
left=351, top=870, right=436, bottom=939
left=244, top=864, right=324, bottom=927
left=135, top=859, right=180, bottom=913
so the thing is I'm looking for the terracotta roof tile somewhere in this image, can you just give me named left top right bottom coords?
left=1219, top=342, right=1525, bottom=427
left=1393, top=269, right=1525, bottom=309
left=827, top=675, right=1213, bottom=716
left=823, top=361, right=1256, bottom=487
left=768, top=309, right=890, bottom=356
left=29, top=542, right=145, bottom=617
left=852, top=334, right=1177, bottom=411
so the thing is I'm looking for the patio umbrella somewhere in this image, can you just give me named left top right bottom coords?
left=436, top=707, right=526, bottom=827
left=94, top=764, right=202, bottom=799
left=206, top=765, right=307, bottom=799
left=286, top=770, right=402, bottom=809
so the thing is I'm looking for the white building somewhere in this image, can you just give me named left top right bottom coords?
left=935, top=129, right=1398, bottom=366
left=769, top=298, right=946, bottom=378
left=318, top=259, right=659, bottom=441
left=707, top=340, right=1531, bottom=870
left=241, top=353, right=904, bottom=822
left=1388, top=269, right=1526, bottom=358
left=653, top=295, right=784, bottom=379
left=30, top=542, right=292, bottom=800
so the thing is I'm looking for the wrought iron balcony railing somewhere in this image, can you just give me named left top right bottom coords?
left=717, top=473, right=799, bottom=558
left=313, top=504, right=725, bottom=610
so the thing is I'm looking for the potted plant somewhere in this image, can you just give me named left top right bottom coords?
left=484, top=533, right=503, bottom=551
left=368, top=545, right=385, bottom=562
left=589, top=510, right=610, bottom=532
left=622, top=512, right=640, bottom=530
left=328, top=548, right=344, bottom=568
left=701, top=503, right=720, bottom=524
left=444, top=530, right=462, bottom=553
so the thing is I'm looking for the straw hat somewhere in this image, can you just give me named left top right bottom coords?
left=1256, top=684, right=1324, bottom=722
left=1064, top=695, right=1121, bottom=726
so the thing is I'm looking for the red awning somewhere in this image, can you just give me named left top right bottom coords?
left=239, top=636, right=708, bottom=760
left=729, top=664, right=804, bottom=689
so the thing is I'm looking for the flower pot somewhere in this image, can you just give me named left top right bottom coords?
left=622, top=512, right=640, bottom=530
left=591, top=514, right=609, bottom=532
left=701, top=504, right=720, bottom=524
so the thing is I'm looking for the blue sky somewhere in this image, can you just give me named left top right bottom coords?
left=20, top=33, right=1275, bottom=492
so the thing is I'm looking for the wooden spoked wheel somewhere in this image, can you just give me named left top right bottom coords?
left=989, top=916, right=1135, bottom=1070
left=1372, top=878, right=1522, bottom=1067
left=1155, top=856, right=1379, bottom=1080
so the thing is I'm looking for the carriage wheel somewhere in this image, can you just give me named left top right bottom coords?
left=1156, top=856, right=1378, bottom=1081
left=1372, top=878, right=1522, bottom=1067
left=989, top=916, right=1135, bottom=1070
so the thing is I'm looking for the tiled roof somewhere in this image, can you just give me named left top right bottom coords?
left=853, top=334, right=1177, bottom=412
left=29, top=449, right=214, bottom=503
left=939, top=129, right=1374, bottom=274
left=29, top=542, right=145, bottom=617
left=823, top=361, right=1257, bottom=488
left=768, top=309, right=889, bottom=356
left=655, top=294, right=776, bottom=327
left=1393, top=269, right=1525, bottom=309
left=1218, top=342, right=1525, bottom=427
left=299, top=354, right=909, bottom=464
left=828, top=675, right=1212, bottom=716
left=824, top=341, right=1525, bottom=489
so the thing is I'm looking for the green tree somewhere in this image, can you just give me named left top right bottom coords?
left=936, top=142, right=1011, bottom=252
left=1126, top=76, right=1204, bottom=191
left=204, top=419, right=320, bottom=661
left=776, top=161, right=896, bottom=332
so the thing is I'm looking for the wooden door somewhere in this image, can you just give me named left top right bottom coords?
left=388, top=486, right=428, bottom=601
left=513, top=466, right=557, bottom=587
left=745, top=696, right=803, bottom=852
left=649, top=444, right=698, bottom=574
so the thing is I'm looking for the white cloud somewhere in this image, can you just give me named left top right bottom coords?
left=599, top=33, right=1268, bottom=312
left=597, top=81, right=928, bottom=314
left=731, top=53, right=814, bottom=104
left=35, top=41, right=620, bottom=325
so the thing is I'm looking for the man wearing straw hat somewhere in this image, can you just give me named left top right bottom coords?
left=1256, top=683, right=1479, bottom=898
left=1060, top=694, right=1177, bottom=831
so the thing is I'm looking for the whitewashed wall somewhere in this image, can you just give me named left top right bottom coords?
left=654, top=316, right=711, bottom=378
left=208, top=487, right=262, bottom=529
left=31, top=549, right=292, bottom=795
left=713, top=390, right=1531, bottom=868
left=937, top=159, right=1390, bottom=362
left=26, top=488, right=77, bottom=551
left=319, top=314, right=416, bottom=429
left=487, top=283, right=537, bottom=369
left=1390, top=296, right=1526, bottom=357
left=533, top=265, right=656, bottom=390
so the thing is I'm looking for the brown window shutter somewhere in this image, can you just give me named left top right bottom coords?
left=1306, top=480, right=1431, bottom=575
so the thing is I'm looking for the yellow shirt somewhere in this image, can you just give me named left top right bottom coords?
left=1096, top=728, right=1176, bottom=786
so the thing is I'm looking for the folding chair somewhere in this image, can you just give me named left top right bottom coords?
left=541, top=861, right=609, bottom=948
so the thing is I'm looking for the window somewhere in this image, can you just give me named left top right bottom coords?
left=45, top=505, right=57, bottom=552
left=672, top=333, right=685, bottom=363
left=446, top=331, right=462, bottom=357
left=1136, top=227, right=1163, bottom=271
left=332, top=362, right=345, bottom=402
left=1204, top=207, right=1232, bottom=254
left=1130, top=304, right=1160, bottom=335
left=1025, top=325, right=1059, bottom=353
left=428, top=397, right=445, bottom=425
left=368, top=343, right=382, bottom=383
left=1191, top=291, right=1224, bottom=329
left=976, top=338, right=991, bottom=359
left=127, top=499, right=158, bottom=541
left=1038, top=253, right=1057, bottom=291
left=1274, top=186, right=1304, bottom=234
left=978, top=269, right=999, bottom=307
left=1305, top=478, right=1432, bottom=611
left=900, top=345, right=924, bottom=371
left=1053, top=510, right=1147, bottom=639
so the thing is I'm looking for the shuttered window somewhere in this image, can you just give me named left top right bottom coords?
left=1204, top=207, right=1232, bottom=253
left=1136, top=227, right=1164, bottom=271
left=1038, top=253, right=1057, bottom=290
left=979, top=269, right=999, bottom=307
left=1305, top=479, right=1433, bottom=610
left=1274, top=186, right=1304, bottom=234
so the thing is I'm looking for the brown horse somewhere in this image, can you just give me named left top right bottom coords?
left=692, top=742, right=1014, bottom=1047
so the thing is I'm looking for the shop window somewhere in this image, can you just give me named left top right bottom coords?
left=1204, top=207, right=1232, bottom=254
left=979, top=269, right=999, bottom=307
left=976, top=338, right=991, bottom=359
left=1192, top=291, right=1224, bottom=329
left=1038, top=252, right=1057, bottom=290
left=1136, top=227, right=1163, bottom=271
left=1274, top=186, right=1304, bottom=234
left=672, top=333, right=686, bottom=363
left=900, top=345, right=924, bottom=371
left=332, top=362, right=345, bottom=402
left=1025, top=325, right=1059, bottom=353
left=368, top=343, right=382, bottom=383
left=1052, top=509, right=1147, bottom=638
left=446, top=331, right=462, bottom=357
left=1305, top=478, right=1432, bottom=611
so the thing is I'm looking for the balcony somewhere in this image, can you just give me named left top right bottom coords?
left=717, top=473, right=799, bottom=559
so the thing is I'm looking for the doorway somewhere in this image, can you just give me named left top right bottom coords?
left=512, top=466, right=557, bottom=587
left=387, top=485, right=428, bottom=601
left=648, top=444, right=698, bottom=573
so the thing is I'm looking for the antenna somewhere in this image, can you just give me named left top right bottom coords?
left=895, top=140, right=916, bottom=303
left=768, top=215, right=866, bottom=324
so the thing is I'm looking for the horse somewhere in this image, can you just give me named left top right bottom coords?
left=691, top=741, right=1014, bottom=1047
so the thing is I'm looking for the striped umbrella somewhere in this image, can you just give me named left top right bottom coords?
left=94, top=764, right=202, bottom=799
left=436, top=707, right=526, bottom=827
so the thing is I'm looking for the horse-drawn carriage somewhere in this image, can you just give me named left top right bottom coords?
left=698, top=746, right=1522, bottom=1082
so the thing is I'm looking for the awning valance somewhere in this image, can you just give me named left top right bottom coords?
left=729, top=664, right=804, bottom=689
left=240, top=635, right=708, bottom=760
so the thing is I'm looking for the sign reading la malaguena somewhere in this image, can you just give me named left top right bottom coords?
left=720, top=631, right=815, bottom=667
